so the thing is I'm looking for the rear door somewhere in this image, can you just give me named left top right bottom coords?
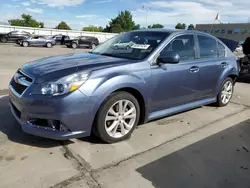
left=196, top=34, right=228, bottom=99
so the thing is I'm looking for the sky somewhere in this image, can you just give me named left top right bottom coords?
left=0, top=0, right=250, bottom=30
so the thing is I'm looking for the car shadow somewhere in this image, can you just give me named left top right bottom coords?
left=136, top=119, right=250, bottom=188
left=0, top=96, right=74, bottom=148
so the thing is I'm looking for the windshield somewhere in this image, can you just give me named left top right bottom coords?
left=91, top=31, right=170, bottom=60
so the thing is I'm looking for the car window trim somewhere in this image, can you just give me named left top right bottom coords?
left=151, top=33, right=199, bottom=65
left=196, top=34, right=223, bottom=60
left=216, top=41, right=227, bottom=58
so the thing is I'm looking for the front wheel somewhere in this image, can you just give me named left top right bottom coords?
left=93, top=92, right=140, bottom=143
left=72, top=43, right=77, bottom=49
left=46, top=42, right=52, bottom=48
left=22, top=41, right=29, bottom=47
left=216, top=77, right=234, bottom=107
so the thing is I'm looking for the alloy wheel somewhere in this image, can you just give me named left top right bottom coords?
left=221, top=80, right=233, bottom=105
left=105, top=100, right=137, bottom=138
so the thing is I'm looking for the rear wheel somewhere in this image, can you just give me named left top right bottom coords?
left=216, top=77, right=234, bottom=107
left=46, top=42, right=52, bottom=48
left=22, top=41, right=29, bottom=47
left=72, top=43, right=77, bottom=49
left=93, top=92, right=140, bottom=143
left=91, top=43, right=96, bottom=49
left=0, top=37, right=7, bottom=43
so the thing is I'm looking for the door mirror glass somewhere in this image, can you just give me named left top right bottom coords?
left=157, top=52, right=180, bottom=64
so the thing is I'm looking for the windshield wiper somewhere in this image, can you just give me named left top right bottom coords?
left=100, top=53, right=121, bottom=58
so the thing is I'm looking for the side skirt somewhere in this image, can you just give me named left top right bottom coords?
left=147, top=98, right=217, bottom=122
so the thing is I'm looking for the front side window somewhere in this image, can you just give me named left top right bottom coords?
left=218, top=42, right=225, bottom=57
left=198, top=35, right=218, bottom=59
left=160, top=34, right=195, bottom=62
left=91, top=31, right=169, bottom=60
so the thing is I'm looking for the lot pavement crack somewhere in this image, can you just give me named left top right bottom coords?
left=60, top=142, right=93, bottom=172
left=55, top=142, right=103, bottom=188
left=93, top=107, right=248, bottom=173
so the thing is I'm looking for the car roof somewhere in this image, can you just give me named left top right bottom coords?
left=130, top=28, right=214, bottom=36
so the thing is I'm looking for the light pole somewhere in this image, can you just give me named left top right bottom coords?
left=142, top=6, right=151, bottom=29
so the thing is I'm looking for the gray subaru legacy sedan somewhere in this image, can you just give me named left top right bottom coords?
left=9, top=29, right=239, bottom=143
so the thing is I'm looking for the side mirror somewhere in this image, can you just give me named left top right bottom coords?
left=157, top=52, right=180, bottom=64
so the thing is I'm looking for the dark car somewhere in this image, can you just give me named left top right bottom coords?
left=0, top=31, right=31, bottom=43
left=218, top=37, right=250, bottom=75
left=9, top=29, right=239, bottom=143
left=19, top=36, right=56, bottom=48
left=65, top=36, right=99, bottom=49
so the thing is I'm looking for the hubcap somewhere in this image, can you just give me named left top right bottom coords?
left=221, top=80, right=233, bottom=104
left=105, top=100, right=136, bottom=138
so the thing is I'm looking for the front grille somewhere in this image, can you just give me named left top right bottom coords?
left=11, top=80, right=28, bottom=95
left=11, top=70, right=33, bottom=96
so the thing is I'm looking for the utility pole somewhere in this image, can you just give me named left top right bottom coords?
left=142, top=6, right=151, bottom=29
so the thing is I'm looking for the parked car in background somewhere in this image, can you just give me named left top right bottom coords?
left=51, top=34, right=70, bottom=45
left=19, top=36, right=56, bottom=48
left=0, top=31, right=31, bottom=43
left=9, top=29, right=239, bottom=143
left=65, top=36, right=99, bottom=49
left=113, top=40, right=135, bottom=50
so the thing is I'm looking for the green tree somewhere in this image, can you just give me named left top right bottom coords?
left=55, top=21, right=71, bottom=30
left=8, top=14, right=44, bottom=28
left=175, top=23, right=186, bottom=29
left=187, top=24, right=195, bottom=30
left=82, top=25, right=103, bottom=32
left=104, top=10, right=139, bottom=33
left=148, top=24, right=164, bottom=29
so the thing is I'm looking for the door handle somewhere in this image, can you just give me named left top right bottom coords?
left=189, top=66, right=199, bottom=73
left=220, top=62, right=228, bottom=69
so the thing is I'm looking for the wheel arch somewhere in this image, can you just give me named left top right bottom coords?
left=216, top=68, right=239, bottom=94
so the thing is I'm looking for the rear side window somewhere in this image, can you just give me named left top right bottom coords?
left=198, top=35, right=218, bottom=59
left=218, top=42, right=226, bottom=57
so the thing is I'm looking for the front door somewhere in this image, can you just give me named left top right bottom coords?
left=150, top=34, right=200, bottom=112
left=79, top=36, right=88, bottom=47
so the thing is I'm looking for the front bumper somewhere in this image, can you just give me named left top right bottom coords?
left=9, top=84, right=95, bottom=140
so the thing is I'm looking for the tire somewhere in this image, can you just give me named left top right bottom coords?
left=0, top=37, right=7, bottom=43
left=93, top=91, right=140, bottom=143
left=216, top=77, right=234, bottom=107
left=91, top=43, right=96, bottom=49
left=126, top=45, right=131, bottom=50
left=72, top=43, right=77, bottom=49
left=22, top=41, right=29, bottom=47
left=46, top=42, right=52, bottom=48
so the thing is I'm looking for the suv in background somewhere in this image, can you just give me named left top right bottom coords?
left=0, top=31, right=31, bottom=43
left=65, top=36, right=99, bottom=49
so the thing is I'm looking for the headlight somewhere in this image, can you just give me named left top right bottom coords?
left=41, top=72, right=90, bottom=96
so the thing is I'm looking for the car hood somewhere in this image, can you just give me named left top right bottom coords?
left=21, top=53, right=132, bottom=83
